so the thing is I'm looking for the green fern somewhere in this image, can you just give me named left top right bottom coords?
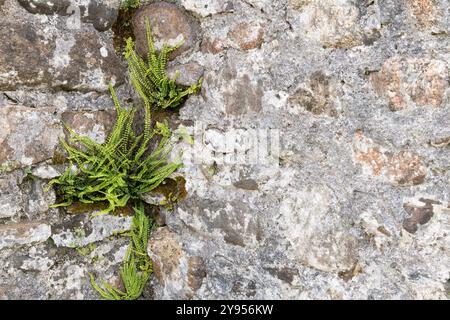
left=48, top=84, right=181, bottom=215
left=125, top=19, right=202, bottom=110
left=89, top=203, right=153, bottom=300
left=121, top=0, right=141, bottom=11
left=49, top=13, right=197, bottom=301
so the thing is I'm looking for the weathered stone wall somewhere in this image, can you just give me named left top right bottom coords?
left=0, top=0, right=449, bottom=299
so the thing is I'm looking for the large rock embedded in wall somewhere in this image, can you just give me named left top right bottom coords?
left=132, top=2, right=199, bottom=59
left=371, top=57, right=448, bottom=111
left=17, top=0, right=120, bottom=31
left=0, top=1, right=124, bottom=92
left=287, top=0, right=382, bottom=48
left=0, top=105, right=62, bottom=169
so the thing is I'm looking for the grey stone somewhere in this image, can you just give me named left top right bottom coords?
left=31, top=164, right=61, bottom=180
left=141, top=192, right=166, bottom=206
left=0, top=105, right=63, bottom=169
left=180, top=0, right=234, bottom=18
left=23, top=179, right=56, bottom=217
left=61, top=110, right=116, bottom=144
left=0, top=172, right=24, bottom=219
left=146, top=0, right=450, bottom=300
left=286, top=0, right=382, bottom=48
left=0, top=221, right=51, bottom=249
left=51, top=213, right=132, bottom=248
left=167, top=63, right=204, bottom=87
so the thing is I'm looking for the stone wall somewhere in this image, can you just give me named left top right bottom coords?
left=0, top=0, right=449, bottom=299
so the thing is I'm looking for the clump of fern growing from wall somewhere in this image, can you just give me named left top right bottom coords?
left=125, top=19, right=202, bottom=110
left=48, top=17, right=202, bottom=300
left=48, top=84, right=181, bottom=215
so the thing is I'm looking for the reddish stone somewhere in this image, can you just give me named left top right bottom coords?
left=409, top=0, right=439, bottom=28
left=353, top=131, right=427, bottom=185
left=228, top=22, right=264, bottom=51
left=371, top=57, right=447, bottom=111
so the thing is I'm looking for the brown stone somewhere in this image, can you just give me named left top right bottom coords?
left=289, top=0, right=312, bottom=10
left=386, top=151, right=427, bottom=186
left=430, top=136, right=450, bottom=148
left=338, top=263, right=363, bottom=282
left=132, top=2, right=199, bottom=59
left=0, top=19, right=124, bottom=92
left=228, top=22, right=264, bottom=50
left=148, top=227, right=207, bottom=298
left=223, top=67, right=263, bottom=115
left=408, top=0, right=439, bottom=28
left=353, top=131, right=427, bottom=185
left=403, top=198, right=441, bottom=234
left=264, top=267, right=297, bottom=284
left=377, top=226, right=392, bottom=237
left=289, top=71, right=339, bottom=117
left=201, top=37, right=226, bottom=54
left=233, top=179, right=259, bottom=191
left=148, top=227, right=183, bottom=284
left=187, top=256, right=207, bottom=292
left=355, top=147, right=385, bottom=176
left=371, top=57, right=447, bottom=111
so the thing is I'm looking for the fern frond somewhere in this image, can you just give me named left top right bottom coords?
left=124, top=18, right=202, bottom=110
left=89, top=203, right=152, bottom=300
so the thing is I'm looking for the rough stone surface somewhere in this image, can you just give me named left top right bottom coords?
left=0, top=105, right=63, bottom=168
left=17, top=0, right=71, bottom=15
left=61, top=110, right=116, bottom=144
left=148, top=227, right=207, bottom=299
left=132, top=2, right=199, bottom=58
left=0, top=222, right=51, bottom=249
left=147, top=0, right=449, bottom=300
left=289, top=71, right=341, bottom=117
left=0, top=172, right=24, bottom=219
left=0, top=0, right=141, bottom=300
left=166, top=62, right=204, bottom=87
left=286, top=0, right=382, bottom=48
left=371, top=57, right=448, bottom=111
left=1, top=0, right=450, bottom=300
left=181, top=0, right=234, bottom=18
left=0, top=1, right=124, bottom=92
left=51, top=213, right=132, bottom=248
left=17, top=0, right=120, bottom=31
left=352, top=131, right=428, bottom=186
